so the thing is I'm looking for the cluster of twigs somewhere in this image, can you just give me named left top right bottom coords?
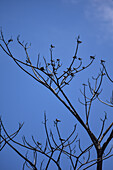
left=0, top=115, right=101, bottom=170
left=0, top=30, right=95, bottom=94
left=79, top=67, right=113, bottom=126
left=0, top=29, right=113, bottom=169
left=0, top=112, right=112, bottom=170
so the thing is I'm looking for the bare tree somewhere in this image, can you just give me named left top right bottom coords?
left=0, top=29, right=113, bottom=170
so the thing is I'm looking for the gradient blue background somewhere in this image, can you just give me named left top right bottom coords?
left=0, top=0, right=113, bottom=169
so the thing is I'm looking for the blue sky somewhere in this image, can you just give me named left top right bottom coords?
left=0, top=0, right=113, bottom=169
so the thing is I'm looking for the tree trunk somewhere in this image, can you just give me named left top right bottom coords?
left=97, top=151, right=103, bottom=170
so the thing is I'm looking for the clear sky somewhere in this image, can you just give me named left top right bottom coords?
left=0, top=0, right=113, bottom=169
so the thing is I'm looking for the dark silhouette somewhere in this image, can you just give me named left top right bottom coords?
left=0, top=29, right=113, bottom=170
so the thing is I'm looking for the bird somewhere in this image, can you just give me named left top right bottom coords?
left=51, top=44, right=55, bottom=48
